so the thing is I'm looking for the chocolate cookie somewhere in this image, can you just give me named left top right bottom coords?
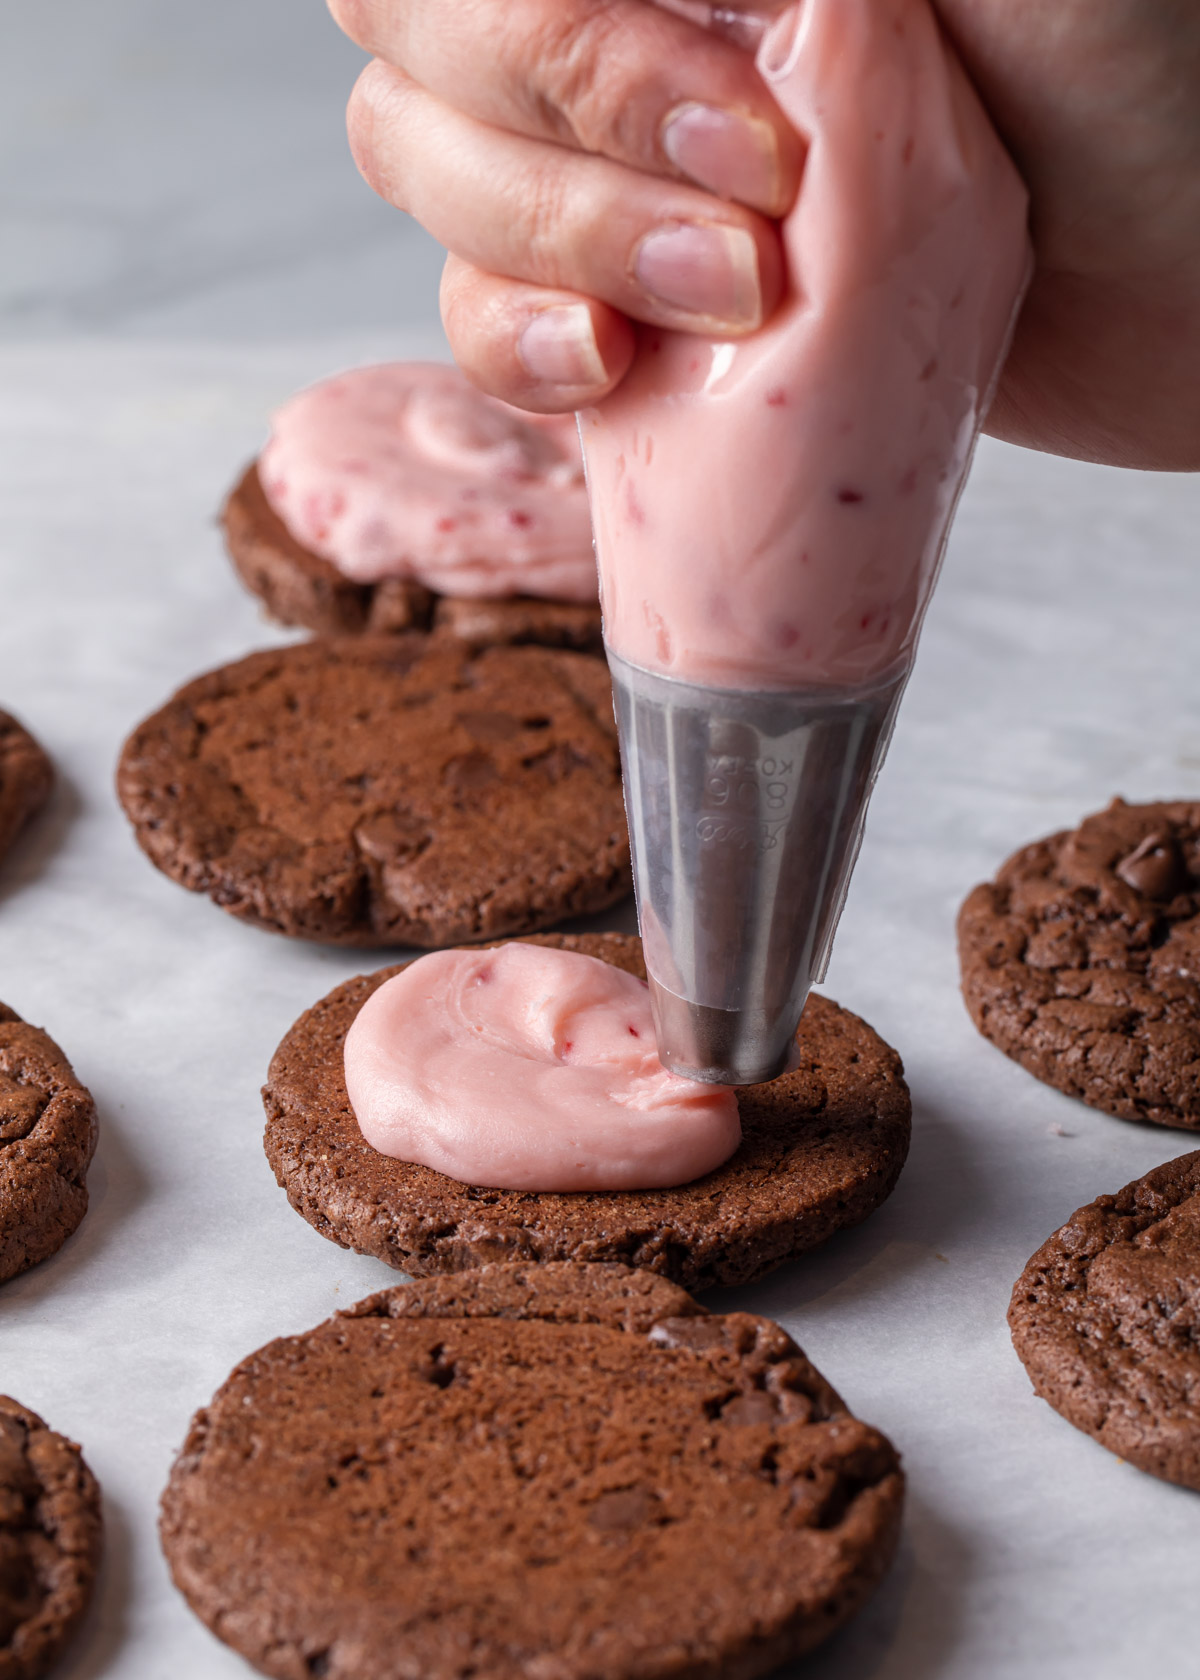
left=160, top=1262, right=904, bottom=1680
left=0, top=712, right=53, bottom=871
left=1009, top=1150, right=1200, bottom=1490
left=0, top=1395, right=102, bottom=1680
left=263, top=932, right=911, bottom=1290
left=223, top=462, right=604, bottom=651
left=116, top=636, right=630, bottom=947
left=959, top=798, right=1200, bottom=1128
left=0, top=1007, right=97, bottom=1286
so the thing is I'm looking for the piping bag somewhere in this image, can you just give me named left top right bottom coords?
left=578, top=0, right=1032, bottom=1084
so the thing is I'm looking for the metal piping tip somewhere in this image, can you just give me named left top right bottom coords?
left=609, top=649, right=907, bottom=1087
left=647, top=978, right=793, bottom=1086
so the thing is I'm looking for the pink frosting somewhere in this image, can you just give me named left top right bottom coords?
left=343, top=944, right=741, bottom=1191
left=259, top=362, right=597, bottom=601
left=580, top=0, right=1031, bottom=689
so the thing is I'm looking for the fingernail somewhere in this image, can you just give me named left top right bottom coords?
left=633, top=221, right=762, bottom=329
left=661, top=103, right=780, bottom=208
left=517, top=304, right=608, bottom=387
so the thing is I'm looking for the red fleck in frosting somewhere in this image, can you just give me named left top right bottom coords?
left=260, top=362, right=597, bottom=601
left=580, top=0, right=1031, bottom=688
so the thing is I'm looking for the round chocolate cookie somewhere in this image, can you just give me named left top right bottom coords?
left=1009, top=1150, right=1200, bottom=1490
left=959, top=798, right=1200, bottom=1128
left=0, top=1395, right=102, bottom=1680
left=116, top=636, right=630, bottom=947
left=161, top=1262, right=904, bottom=1680
left=263, top=932, right=911, bottom=1290
left=0, top=711, right=53, bottom=871
left=223, top=462, right=604, bottom=651
left=0, top=1007, right=98, bottom=1286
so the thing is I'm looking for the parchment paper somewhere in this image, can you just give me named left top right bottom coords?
left=2, top=337, right=1198, bottom=1679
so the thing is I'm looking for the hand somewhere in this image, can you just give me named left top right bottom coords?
left=329, top=0, right=799, bottom=405
left=330, top=0, right=1200, bottom=470
left=934, top=0, right=1200, bottom=470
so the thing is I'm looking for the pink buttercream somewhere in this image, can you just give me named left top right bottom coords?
left=580, top=0, right=1032, bottom=689
left=343, top=944, right=741, bottom=1191
left=260, top=362, right=597, bottom=601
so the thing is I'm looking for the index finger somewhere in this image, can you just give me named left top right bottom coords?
left=328, top=0, right=804, bottom=216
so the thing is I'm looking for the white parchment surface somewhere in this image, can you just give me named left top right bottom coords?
left=2, top=338, right=1199, bottom=1680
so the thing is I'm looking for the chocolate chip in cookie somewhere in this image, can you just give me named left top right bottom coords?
left=0, top=1395, right=102, bottom=1680
left=0, top=712, right=53, bottom=873
left=0, top=1006, right=97, bottom=1286
left=959, top=798, right=1200, bottom=1127
left=1009, top=1149, right=1200, bottom=1490
left=116, top=636, right=631, bottom=947
left=160, top=1262, right=903, bottom=1680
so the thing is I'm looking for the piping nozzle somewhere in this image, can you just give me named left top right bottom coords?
left=609, top=649, right=907, bottom=1086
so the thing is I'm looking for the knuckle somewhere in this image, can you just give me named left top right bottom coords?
left=346, top=63, right=419, bottom=208
left=517, top=163, right=572, bottom=287
left=345, top=78, right=383, bottom=187
left=438, top=255, right=478, bottom=327
left=438, top=266, right=517, bottom=397
left=534, top=7, right=647, bottom=155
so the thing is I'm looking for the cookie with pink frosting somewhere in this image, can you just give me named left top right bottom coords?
left=263, top=932, right=912, bottom=1291
left=344, top=941, right=743, bottom=1193
left=222, top=362, right=603, bottom=650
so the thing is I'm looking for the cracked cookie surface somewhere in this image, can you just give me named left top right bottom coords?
left=0, top=711, right=53, bottom=872
left=160, top=1261, right=903, bottom=1680
left=223, top=462, right=604, bottom=651
left=1009, top=1150, right=1200, bottom=1490
left=116, top=636, right=630, bottom=947
left=0, top=1395, right=102, bottom=1680
left=959, top=798, right=1200, bottom=1127
left=0, top=1007, right=97, bottom=1285
left=263, top=932, right=912, bottom=1290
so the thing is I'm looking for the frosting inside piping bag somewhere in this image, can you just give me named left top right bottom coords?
left=581, top=0, right=1032, bottom=691
left=344, top=944, right=741, bottom=1192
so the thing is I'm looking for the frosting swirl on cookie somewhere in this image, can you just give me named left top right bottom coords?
left=259, top=362, right=596, bottom=600
left=344, top=943, right=741, bottom=1191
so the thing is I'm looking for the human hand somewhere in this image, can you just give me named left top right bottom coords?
left=328, top=0, right=799, bottom=406
left=934, top=0, right=1200, bottom=470
left=331, top=0, right=1200, bottom=470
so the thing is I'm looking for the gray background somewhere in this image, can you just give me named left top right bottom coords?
left=2, top=0, right=445, bottom=341
left=3, top=5, right=1199, bottom=1679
